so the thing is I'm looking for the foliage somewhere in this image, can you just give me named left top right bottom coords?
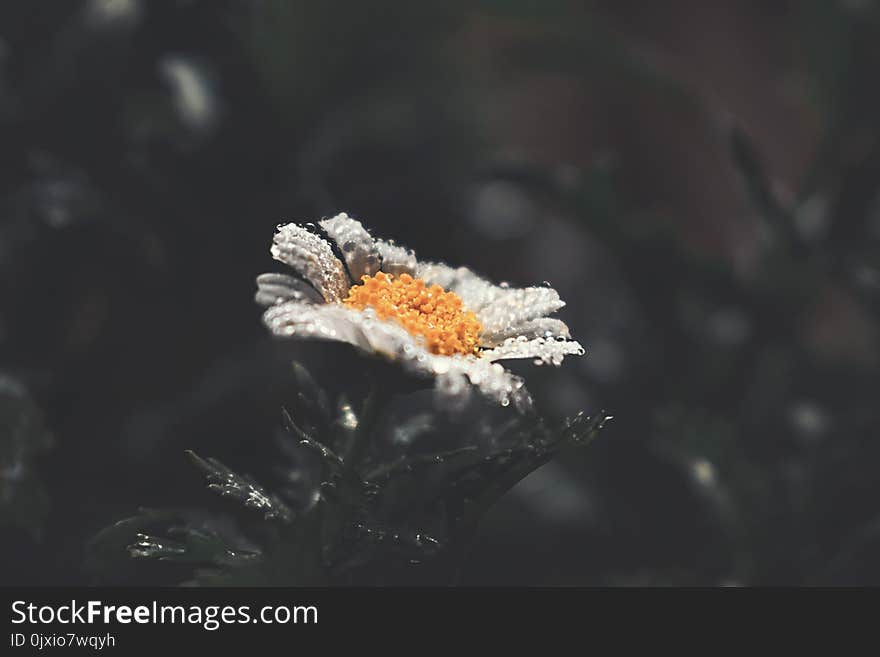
left=91, top=359, right=609, bottom=585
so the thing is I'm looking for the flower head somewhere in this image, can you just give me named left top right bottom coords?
left=343, top=272, right=483, bottom=356
left=256, top=213, right=584, bottom=410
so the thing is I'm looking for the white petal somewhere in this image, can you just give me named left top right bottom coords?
left=262, top=301, right=372, bottom=350
left=375, top=239, right=417, bottom=276
left=414, top=264, right=569, bottom=336
left=477, top=287, right=565, bottom=335
left=415, top=262, right=503, bottom=310
left=270, top=223, right=349, bottom=302
left=319, top=213, right=380, bottom=281
left=255, top=273, right=323, bottom=307
left=482, top=335, right=585, bottom=366
left=263, top=302, right=435, bottom=364
left=431, top=356, right=533, bottom=411
left=397, top=347, right=533, bottom=411
left=481, top=317, right=571, bottom=347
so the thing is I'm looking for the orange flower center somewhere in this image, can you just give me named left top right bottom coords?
left=343, top=272, right=482, bottom=356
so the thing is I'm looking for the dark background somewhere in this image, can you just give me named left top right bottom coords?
left=2, top=0, right=880, bottom=585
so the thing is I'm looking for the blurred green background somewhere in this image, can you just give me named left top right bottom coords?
left=2, top=0, right=880, bottom=585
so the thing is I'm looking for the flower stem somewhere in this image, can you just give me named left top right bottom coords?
left=344, top=376, right=391, bottom=469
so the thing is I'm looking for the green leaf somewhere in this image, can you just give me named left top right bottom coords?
left=186, top=450, right=293, bottom=523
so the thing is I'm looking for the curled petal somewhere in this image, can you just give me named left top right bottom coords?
left=432, top=356, right=533, bottom=412
left=482, top=335, right=585, bottom=366
left=255, top=273, right=323, bottom=307
left=270, top=223, right=350, bottom=302
left=318, top=213, right=380, bottom=281
left=375, top=239, right=417, bottom=276
left=481, top=317, right=571, bottom=347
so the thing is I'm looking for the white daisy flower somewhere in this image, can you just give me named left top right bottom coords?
left=256, top=213, right=585, bottom=411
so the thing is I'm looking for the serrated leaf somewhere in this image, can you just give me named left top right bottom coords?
left=128, top=526, right=260, bottom=567
left=186, top=450, right=292, bottom=522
